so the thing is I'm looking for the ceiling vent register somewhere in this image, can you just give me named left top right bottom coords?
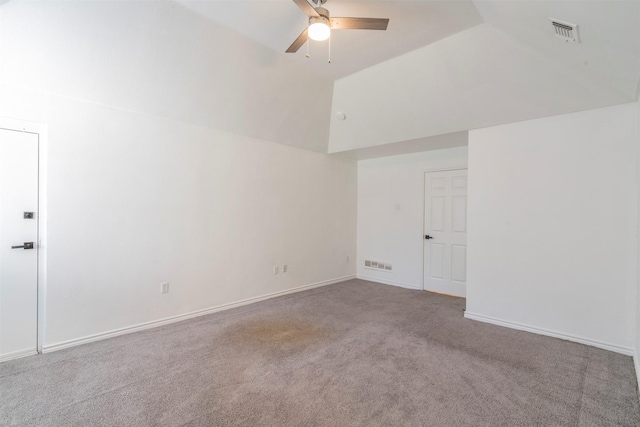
left=548, top=18, right=580, bottom=43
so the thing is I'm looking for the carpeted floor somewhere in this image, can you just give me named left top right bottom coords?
left=1, top=279, right=639, bottom=426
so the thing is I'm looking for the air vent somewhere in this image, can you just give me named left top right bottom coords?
left=364, top=260, right=393, bottom=272
left=548, top=18, right=579, bottom=43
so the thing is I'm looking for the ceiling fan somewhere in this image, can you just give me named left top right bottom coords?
left=286, top=0, right=389, bottom=54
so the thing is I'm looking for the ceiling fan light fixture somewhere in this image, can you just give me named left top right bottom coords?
left=308, top=16, right=331, bottom=41
left=286, top=0, right=389, bottom=54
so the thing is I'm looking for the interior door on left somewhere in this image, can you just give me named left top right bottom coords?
left=0, top=127, right=39, bottom=361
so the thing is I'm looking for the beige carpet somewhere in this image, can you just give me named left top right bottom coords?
left=1, top=279, right=639, bottom=426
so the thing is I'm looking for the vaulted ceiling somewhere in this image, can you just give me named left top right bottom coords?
left=177, top=0, right=485, bottom=80
left=2, top=1, right=638, bottom=158
left=179, top=0, right=640, bottom=158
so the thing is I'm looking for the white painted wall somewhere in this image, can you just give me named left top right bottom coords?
left=466, top=103, right=638, bottom=353
left=0, top=84, right=356, bottom=349
left=0, top=1, right=356, bottom=348
left=329, top=23, right=634, bottom=153
left=357, top=146, right=468, bottom=289
left=0, top=0, right=333, bottom=152
left=636, top=96, right=640, bottom=390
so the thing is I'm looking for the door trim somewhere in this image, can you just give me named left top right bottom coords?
left=0, top=117, right=47, bottom=355
left=422, top=167, right=468, bottom=292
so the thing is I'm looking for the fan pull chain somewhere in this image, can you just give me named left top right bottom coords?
left=328, top=36, right=331, bottom=63
left=306, top=38, right=310, bottom=58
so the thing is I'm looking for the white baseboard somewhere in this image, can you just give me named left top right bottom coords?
left=464, top=311, right=634, bottom=356
left=0, top=348, right=38, bottom=363
left=43, top=275, right=355, bottom=354
left=356, top=275, right=421, bottom=290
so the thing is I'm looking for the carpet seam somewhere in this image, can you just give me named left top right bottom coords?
left=573, top=346, right=591, bottom=427
left=6, top=379, right=141, bottom=426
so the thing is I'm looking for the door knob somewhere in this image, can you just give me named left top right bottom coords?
left=11, top=242, right=34, bottom=249
left=424, top=235, right=433, bottom=240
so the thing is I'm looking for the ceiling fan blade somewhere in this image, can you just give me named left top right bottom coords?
left=293, top=0, right=319, bottom=18
left=330, top=17, right=389, bottom=31
left=286, top=28, right=308, bottom=53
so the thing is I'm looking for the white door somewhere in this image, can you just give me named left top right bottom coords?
left=0, top=128, right=39, bottom=361
left=423, top=169, right=467, bottom=297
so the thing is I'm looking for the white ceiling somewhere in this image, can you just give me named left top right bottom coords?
left=2, top=0, right=636, bottom=159
left=333, top=131, right=469, bottom=160
left=178, top=0, right=640, bottom=88
left=177, top=0, right=484, bottom=79
left=176, top=0, right=640, bottom=158
left=474, top=0, right=640, bottom=99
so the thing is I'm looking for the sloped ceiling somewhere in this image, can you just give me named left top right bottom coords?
left=0, top=0, right=335, bottom=152
left=177, top=0, right=484, bottom=80
left=329, top=22, right=637, bottom=153
left=474, top=0, right=640, bottom=101
left=4, top=1, right=635, bottom=157
left=179, top=0, right=640, bottom=157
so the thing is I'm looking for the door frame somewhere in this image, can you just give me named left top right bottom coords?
left=422, top=166, right=467, bottom=292
left=0, top=117, right=47, bottom=356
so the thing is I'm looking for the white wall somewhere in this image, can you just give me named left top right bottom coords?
left=329, top=23, right=633, bottom=154
left=0, top=86, right=357, bottom=349
left=0, top=0, right=333, bottom=152
left=466, top=103, right=638, bottom=354
left=636, top=96, right=640, bottom=389
left=0, top=1, right=356, bottom=348
left=357, top=146, right=468, bottom=289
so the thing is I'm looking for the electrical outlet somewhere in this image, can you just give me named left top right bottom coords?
left=282, top=264, right=288, bottom=273
left=273, top=265, right=279, bottom=274
left=161, top=282, right=169, bottom=294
